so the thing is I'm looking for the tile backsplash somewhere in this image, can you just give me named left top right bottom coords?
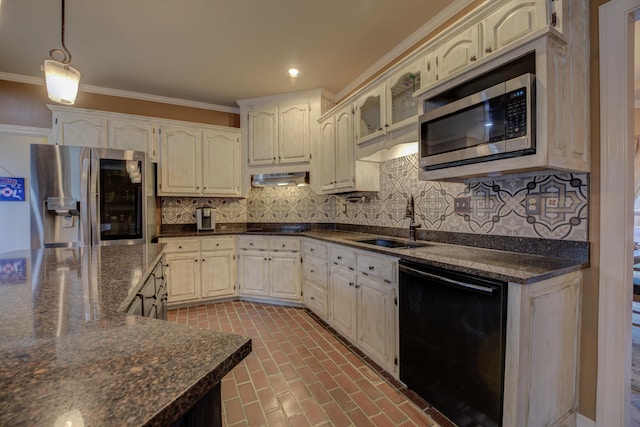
left=161, top=153, right=588, bottom=241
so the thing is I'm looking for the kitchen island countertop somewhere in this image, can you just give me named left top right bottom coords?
left=0, top=244, right=251, bottom=426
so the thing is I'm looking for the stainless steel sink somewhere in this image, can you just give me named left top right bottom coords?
left=355, top=238, right=429, bottom=249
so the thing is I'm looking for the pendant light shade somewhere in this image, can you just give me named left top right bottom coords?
left=44, top=59, right=80, bottom=105
left=43, top=0, right=80, bottom=104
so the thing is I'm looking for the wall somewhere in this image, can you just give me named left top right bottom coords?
left=0, top=80, right=240, bottom=128
left=162, top=153, right=589, bottom=242
left=0, top=133, right=48, bottom=253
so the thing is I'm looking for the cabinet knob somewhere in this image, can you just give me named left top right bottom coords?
left=282, top=244, right=286, bottom=248
left=377, top=127, right=383, bottom=131
left=337, top=256, right=342, bottom=260
left=349, top=282, right=354, bottom=287
left=268, top=258, right=272, bottom=261
left=216, top=243, right=220, bottom=247
left=264, top=257, right=267, bottom=261
left=310, top=269, right=315, bottom=273
left=204, top=187, right=207, bottom=190
left=178, top=245, right=182, bottom=249
left=249, top=242, right=253, bottom=246
left=195, top=259, right=198, bottom=263
left=485, top=47, right=492, bottom=53
left=310, top=296, right=315, bottom=300
left=369, top=265, right=375, bottom=271
left=310, top=248, right=314, bottom=252
left=202, top=258, right=205, bottom=262
left=470, top=55, right=477, bottom=62
left=356, top=284, right=360, bottom=289
left=196, top=186, right=200, bottom=190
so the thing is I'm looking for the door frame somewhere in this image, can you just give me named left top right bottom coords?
left=598, top=1, right=640, bottom=425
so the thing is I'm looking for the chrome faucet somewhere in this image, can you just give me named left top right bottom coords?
left=405, top=196, right=421, bottom=241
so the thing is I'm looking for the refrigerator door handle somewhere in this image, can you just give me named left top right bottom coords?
left=89, top=149, right=100, bottom=246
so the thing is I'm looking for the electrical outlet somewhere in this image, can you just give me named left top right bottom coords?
left=454, top=197, right=469, bottom=214
left=524, top=194, right=540, bottom=215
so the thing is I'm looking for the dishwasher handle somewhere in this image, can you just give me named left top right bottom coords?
left=399, top=264, right=497, bottom=296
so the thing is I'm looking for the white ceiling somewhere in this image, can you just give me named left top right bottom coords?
left=0, top=0, right=469, bottom=109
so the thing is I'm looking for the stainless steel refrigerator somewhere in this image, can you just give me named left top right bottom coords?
left=30, top=144, right=153, bottom=248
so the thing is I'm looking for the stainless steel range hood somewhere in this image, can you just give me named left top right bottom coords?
left=251, top=172, right=309, bottom=187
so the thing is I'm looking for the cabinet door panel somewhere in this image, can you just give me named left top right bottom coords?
left=278, top=103, right=310, bottom=163
left=355, top=87, right=386, bottom=144
left=357, top=275, right=395, bottom=370
left=109, top=119, right=152, bottom=153
left=334, top=108, right=355, bottom=190
left=439, top=25, right=481, bottom=79
left=320, top=118, right=336, bottom=192
left=248, top=108, right=277, bottom=165
left=201, top=252, right=236, bottom=297
left=202, top=129, right=241, bottom=196
left=56, top=114, right=107, bottom=148
left=159, top=126, right=201, bottom=194
left=166, top=252, right=199, bottom=303
left=386, top=60, right=423, bottom=132
left=238, top=251, right=269, bottom=296
left=270, top=252, right=302, bottom=300
left=330, top=266, right=357, bottom=341
left=484, top=1, right=544, bottom=53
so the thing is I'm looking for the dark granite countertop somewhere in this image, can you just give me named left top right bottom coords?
left=0, top=245, right=251, bottom=426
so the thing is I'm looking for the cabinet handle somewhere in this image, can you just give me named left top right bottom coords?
left=310, top=269, right=315, bottom=273
left=310, top=296, right=315, bottom=300
left=337, top=256, right=342, bottom=260
left=282, top=244, right=286, bottom=248
left=196, top=186, right=200, bottom=190
left=470, top=55, right=477, bottom=62
left=195, top=259, right=198, bottom=263
left=427, top=61, right=431, bottom=71
left=264, top=258, right=267, bottom=261
left=377, top=127, right=383, bottom=131
left=202, top=258, right=205, bottom=262
left=178, top=245, right=182, bottom=249
left=268, top=258, right=272, bottom=261
left=204, top=187, right=207, bottom=190
left=216, top=243, right=220, bottom=247
left=310, top=248, right=314, bottom=252
left=369, top=265, right=375, bottom=271
left=349, top=282, right=354, bottom=287
left=551, top=12, right=558, bottom=27
left=485, top=47, right=492, bottom=53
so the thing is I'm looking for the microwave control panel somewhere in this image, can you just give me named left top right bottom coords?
left=505, top=88, right=527, bottom=139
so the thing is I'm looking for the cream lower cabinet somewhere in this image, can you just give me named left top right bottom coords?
left=161, top=237, right=237, bottom=306
left=328, top=244, right=398, bottom=375
left=237, top=236, right=302, bottom=302
left=302, top=239, right=329, bottom=320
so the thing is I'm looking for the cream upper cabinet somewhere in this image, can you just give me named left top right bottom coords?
left=334, top=106, right=356, bottom=191
left=159, top=125, right=202, bottom=195
left=385, top=59, right=424, bottom=133
left=202, top=128, right=241, bottom=196
left=52, top=109, right=107, bottom=148
left=319, top=105, right=380, bottom=194
left=158, top=125, right=242, bottom=197
left=278, top=103, right=310, bottom=164
left=247, top=102, right=310, bottom=166
left=248, top=106, right=278, bottom=166
left=483, top=0, right=547, bottom=55
left=109, top=118, right=159, bottom=161
left=354, top=86, right=386, bottom=145
left=437, top=24, right=481, bottom=80
left=320, top=118, right=336, bottom=192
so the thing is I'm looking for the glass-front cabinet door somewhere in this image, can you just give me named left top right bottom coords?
left=386, top=59, right=424, bottom=132
left=354, top=86, right=386, bottom=145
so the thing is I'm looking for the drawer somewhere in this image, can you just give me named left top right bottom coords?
left=269, top=237, right=301, bottom=252
left=162, top=240, right=201, bottom=253
left=201, top=237, right=235, bottom=251
left=302, top=239, right=328, bottom=258
left=357, top=252, right=397, bottom=283
left=329, top=244, right=356, bottom=270
left=303, top=255, right=328, bottom=289
left=303, top=282, right=327, bottom=319
left=238, top=236, right=268, bottom=250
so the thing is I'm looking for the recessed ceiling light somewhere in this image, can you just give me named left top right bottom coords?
left=288, top=68, right=300, bottom=78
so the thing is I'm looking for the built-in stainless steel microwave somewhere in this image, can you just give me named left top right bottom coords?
left=419, top=73, right=535, bottom=170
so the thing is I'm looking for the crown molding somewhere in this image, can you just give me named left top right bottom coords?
left=0, top=72, right=240, bottom=114
left=0, top=123, right=51, bottom=138
left=335, top=0, right=477, bottom=101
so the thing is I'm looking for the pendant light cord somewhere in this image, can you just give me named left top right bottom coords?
left=49, top=0, right=72, bottom=64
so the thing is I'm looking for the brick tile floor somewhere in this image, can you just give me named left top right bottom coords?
left=169, top=301, right=450, bottom=427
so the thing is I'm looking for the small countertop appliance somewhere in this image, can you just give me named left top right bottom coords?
left=196, top=208, right=215, bottom=231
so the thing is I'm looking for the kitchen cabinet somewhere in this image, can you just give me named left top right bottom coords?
left=483, top=0, right=547, bottom=56
left=354, top=86, right=386, bottom=145
left=437, top=24, right=481, bottom=81
left=158, top=125, right=242, bottom=197
left=51, top=107, right=108, bottom=148
left=319, top=105, right=379, bottom=194
left=202, top=128, right=241, bottom=196
left=109, top=118, right=159, bottom=162
left=386, top=60, right=423, bottom=134
left=302, top=239, right=329, bottom=319
left=161, top=236, right=237, bottom=305
left=244, top=102, right=310, bottom=166
left=50, top=106, right=159, bottom=161
left=237, top=236, right=302, bottom=302
left=328, top=244, right=398, bottom=375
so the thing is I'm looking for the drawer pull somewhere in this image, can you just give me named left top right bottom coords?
left=349, top=282, right=355, bottom=287
left=369, top=266, right=375, bottom=271
left=310, top=269, right=315, bottom=273
left=337, top=256, right=342, bottom=260
left=310, top=296, right=315, bottom=300
left=310, top=248, right=314, bottom=252
left=216, top=243, right=220, bottom=247
left=178, top=245, right=182, bottom=249
left=250, top=242, right=254, bottom=246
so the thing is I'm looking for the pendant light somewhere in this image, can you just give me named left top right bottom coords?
left=43, top=0, right=80, bottom=104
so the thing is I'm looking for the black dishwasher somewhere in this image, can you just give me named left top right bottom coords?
left=399, top=260, right=507, bottom=427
